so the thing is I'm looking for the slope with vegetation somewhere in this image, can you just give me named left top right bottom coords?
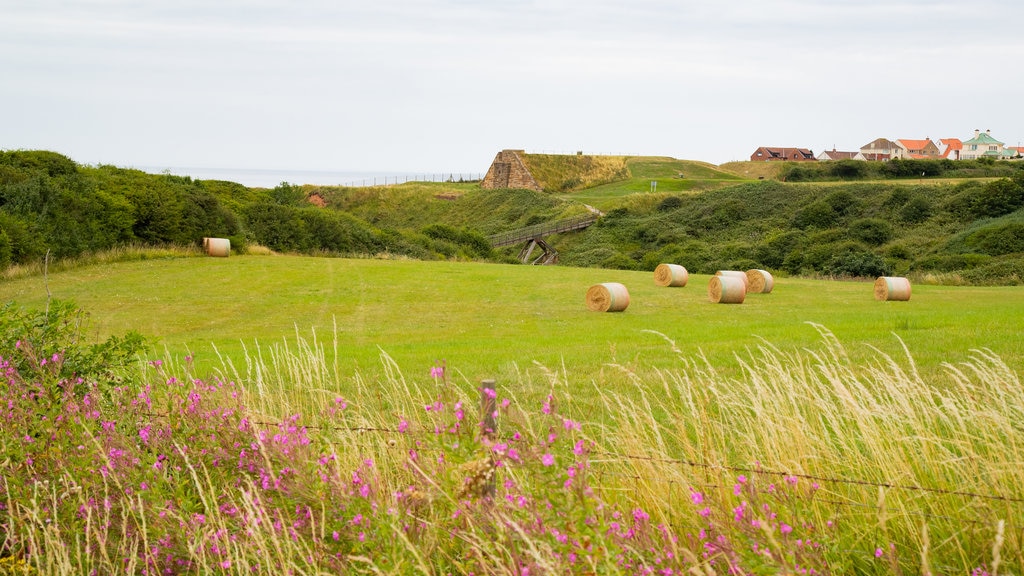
left=2, top=150, right=1024, bottom=285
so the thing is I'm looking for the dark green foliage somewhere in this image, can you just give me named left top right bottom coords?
left=881, top=158, right=938, bottom=178
left=912, top=253, right=991, bottom=272
left=848, top=218, right=893, bottom=246
left=943, top=177, right=1024, bottom=220
left=0, top=229, right=10, bottom=268
left=823, top=190, right=859, bottom=217
left=970, top=178, right=1024, bottom=219
left=960, top=259, right=1024, bottom=285
left=0, top=211, right=43, bottom=264
left=270, top=182, right=306, bottom=206
left=792, top=201, right=838, bottom=229
left=899, top=196, right=933, bottom=224
left=822, top=244, right=892, bottom=278
left=657, top=196, right=683, bottom=212
left=964, top=222, right=1024, bottom=256
left=755, top=230, right=806, bottom=269
left=242, top=203, right=311, bottom=252
left=421, top=224, right=495, bottom=260
left=828, top=160, right=867, bottom=179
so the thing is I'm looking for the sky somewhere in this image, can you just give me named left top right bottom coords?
left=3, top=0, right=1023, bottom=181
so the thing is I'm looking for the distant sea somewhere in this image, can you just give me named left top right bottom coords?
left=138, top=166, right=482, bottom=188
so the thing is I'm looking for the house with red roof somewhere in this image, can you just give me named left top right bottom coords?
left=895, top=138, right=940, bottom=159
left=938, top=138, right=962, bottom=160
left=750, top=147, right=816, bottom=162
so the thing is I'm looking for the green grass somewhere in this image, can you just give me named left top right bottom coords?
left=557, top=157, right=753, bottom=209
left=4, top=252, right=1024, bottom=574
left=2, top=254, right=1022, bottom=385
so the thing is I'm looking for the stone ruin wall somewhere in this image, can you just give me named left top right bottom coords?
left=480, top=149, right=543, bottom=192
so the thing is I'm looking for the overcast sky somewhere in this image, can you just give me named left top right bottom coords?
left=3, top=0, right=1023, bottom=178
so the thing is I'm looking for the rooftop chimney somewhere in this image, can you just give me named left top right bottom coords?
left=975, top=129, right=980, bottom=138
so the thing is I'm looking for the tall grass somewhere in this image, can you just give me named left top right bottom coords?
left=1, top=315, right=1020, bottom=574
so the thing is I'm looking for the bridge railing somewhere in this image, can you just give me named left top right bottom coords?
left=487, top=214, right=598, bottom=247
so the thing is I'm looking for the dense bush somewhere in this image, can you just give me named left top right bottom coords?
left=848, top=218, right=894, bottom=246
left=823, top=249, right=892, bottom=278
left=964, top=222, right=1024, bottom=256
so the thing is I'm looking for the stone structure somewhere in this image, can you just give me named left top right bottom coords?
left=481, top=150, right=543, bottom=191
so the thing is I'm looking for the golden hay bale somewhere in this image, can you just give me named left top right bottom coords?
left=206, top=237, right=231, bottom=257
left=716, top=270, right=749, bottom=290
left=874, top=276, right=911, bottom=301
left=654, top=263, right=689, bottom=287
left=586, top=283, right=630, bottom=312
left=708, top=275, right=746, bottom=304
left=746, top=269, right=774, bottom=294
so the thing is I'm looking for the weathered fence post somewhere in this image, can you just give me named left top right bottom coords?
left=480, top=378, right=497, bottom=498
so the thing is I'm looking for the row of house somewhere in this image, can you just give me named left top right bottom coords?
left=751, top=130, right=1024, bottom=162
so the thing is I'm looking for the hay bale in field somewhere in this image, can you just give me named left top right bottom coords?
left=874, top=276, right=911, bottom=301
left=586, top=283, right=630, bottom=312
left=745, top=269, right=774, bottom=294
left=708, top=275, right=746, bottom=304
left=654, top=263, right=688, bottom=287
left=206, top=237, right=231, bottom=257
left=716, top=270, right=749, bottom=290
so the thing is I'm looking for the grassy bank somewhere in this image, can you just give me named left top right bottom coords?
left=0, top=255, right=1021, bottom=385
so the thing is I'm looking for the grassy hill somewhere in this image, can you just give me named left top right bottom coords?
left=2, top=150, right=1024, bottom=286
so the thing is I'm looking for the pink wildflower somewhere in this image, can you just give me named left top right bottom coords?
left=541, top=453, right=555, bottom=466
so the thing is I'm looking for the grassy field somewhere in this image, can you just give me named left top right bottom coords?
left=2, top=254, right=1022, bottom=385
left=4, top=253, right=1024, bottom=574
left=561, top=157, right=751, bottom=208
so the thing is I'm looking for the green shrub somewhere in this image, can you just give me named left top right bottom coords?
left=0, top=150, right=77, bottom=177
left=848, top=218, right=893, bottom=246
left=0, top=300, right=146, bottom=393
left=657, top=195, right=683, bottom=212
left=823, top=248, right=891, bottom=278
left=960, top=259, right=1024, bottom=285
left=792, top=201, right=838, bottom=229
left=242, top=203, right=311, bottom=252
left=0, top=229, right=10, bottom=268
left=964, top=222, right=1024, bottom=256
left=912, top=253, right=991, bottom=272
left=899, top=196, right=933, bottom=224
left=828, top=160, right=867, bottom=179
left=755, top=230, right=806, bottom=269
left=970, top=178, right=1024, bottom=218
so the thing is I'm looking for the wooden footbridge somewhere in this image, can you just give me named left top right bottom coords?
left=487, top=213, right=598, bottom=265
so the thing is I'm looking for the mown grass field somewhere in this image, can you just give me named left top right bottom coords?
left=560, top=157, right=749, bottom=208
left=2, top=254, right=1022, bottom=385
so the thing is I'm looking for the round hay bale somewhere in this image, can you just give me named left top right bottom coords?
left=206, top=237, right=231, bottom=257
left=716, top=270, right=749, bottom=290
left=654, top=263, right=689, bottom=287
left=746, top=269, right=774, bottom=294
left=874, top=276, right=911, bottom=301
left=708, top=275, right=746, bottom=304
left=586, top=283, right=630, bottom=312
